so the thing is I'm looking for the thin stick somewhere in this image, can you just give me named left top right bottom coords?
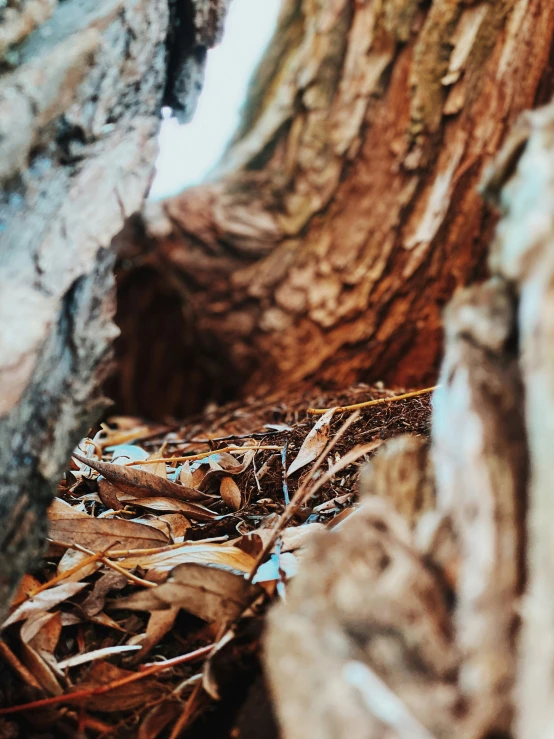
left=51, top=541, right=156, bottom=589
left=307, top=386, right=438, bottom=414
left=247, top=412, right=360, bottom=582
left=124, top=445, right=282, bottom=466
left=30, top=552, right=103, bottom=596
left=0, top=644, right=214, bottom=716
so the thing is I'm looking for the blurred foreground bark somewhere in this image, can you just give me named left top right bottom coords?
left=0, top=0, right=228, bottom=618
left=115, top=0, right=554, bottom=419
left=265, top=101, right=554, bottom=739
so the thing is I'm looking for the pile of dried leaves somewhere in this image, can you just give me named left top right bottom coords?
left=0, top=384, right=432, bottom=738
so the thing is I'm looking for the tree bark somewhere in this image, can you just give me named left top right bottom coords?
left=0, top=0, right=228, bottom=618
left=113, top=0, right=554, bottom=420
left=264, top=98, right=554, bottom=739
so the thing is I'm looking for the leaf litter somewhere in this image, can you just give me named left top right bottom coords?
left=0, top=383, right=432, bottom=737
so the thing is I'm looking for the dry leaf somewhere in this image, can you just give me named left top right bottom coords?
left=97, top=478, right=124, bottom=510
left=20, top=611, right=59, bottom=646
left=138, top=700, right=181, bottom=739
left=81, top=573, right=129, bottom=617
left=287, top=408, right=335, bottom=476
left=71, top=661, right=165, bottom=711
left=57, top=548, right=99, bottom=580
left=280, top=523, right=326, bottom=551
left=118, top=542, right=256, bottom=574
left=72, top=452, right=210, bottom=503
left=20, top=641, right=63, bottom=695
left=48, top=498, right=170, bottom=550
left=158, top=514, right=191, bottom=540
left=198, top=450, right=256, bottom=492
left=26, top=611, right=62, bottom=654
left=128, top=607, right=180, bottom=660
left=220, top=477, right=242, bottom=511
left=3, top=582, right=88, bottom=628
left=10, top=574, right=42, bottom=608
left=121, top=496, right=217, bottom=520
left=58, top=645, right=142, bottom=670
left=94, top=426, right=152, bottom=449
left=114, top=562, right=260, bottom=624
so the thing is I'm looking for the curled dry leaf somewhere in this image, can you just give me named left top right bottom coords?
left=197, top=450, right=255, bottom=492
left=72, top=452, right=210, bottom=503
left=48, top=498, right=169, bottom=550
left=114, top=562, right=261, bottom=624
left=287, top=408, right=335, bottom=476
left=3, top=582, right=88, bottom=629
left=220, top=477, right=242, bottom=511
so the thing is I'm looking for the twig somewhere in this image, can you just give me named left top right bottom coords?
left=307, top=386, right=438, bottom=414
left=29, top=552, right=104, bottom=596
left=49, top=540, right=156, bottom=589
left=247, top=412, right=360, bottom=582
left=124, top=445, right=282, bottom=466
left=0, top=644, right=214, bottom=716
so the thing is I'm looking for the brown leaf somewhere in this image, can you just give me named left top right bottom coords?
left=220, top=477, right=242, bottom=511
left=198, top=450, right=256, bottom=491
left=128, top=607, right=179, bottom=660
left=118, top=542, right=256, bottom=575
left=94, top=425, right=152, bottom=449
left=57, top=549, right=99, bottom=580
left=121, top=496, right=217, bottom=521
left=81, top=573, right=129, bottom=617
left=48, top=498, right=170, bottom=550
left=114, top=562, right=260, bottom=624
left=71, top=661, right=165, bottom=711
left=72, top=452, right=210, bottom=503
left=3, top=582, right=88, bottom=628
left=287, top=408, right=335, bottom=476
left=138, top=700, right=182, bottom=739
left=158, top=514, right=191, bottom=540
left=97, top=478, right=124, bottom=510
left=20, top=611, right=59, bottom=646
left=20, top=641, right=63, bottom=696
left=10, top=574, right=42, bottom=608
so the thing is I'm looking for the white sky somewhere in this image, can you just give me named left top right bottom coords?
left=149, top=0, right=282, bottom=200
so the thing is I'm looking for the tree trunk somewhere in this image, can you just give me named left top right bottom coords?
left=264, top=99, right=554, bottom=739
left=113, top=0, right=554, bottom=420
left=0, top=0, right=228, bottom=618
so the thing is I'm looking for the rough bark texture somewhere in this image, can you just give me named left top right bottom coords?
left=113, top=0, right=554, bottom=419
left=0, top=0, right=228, bottom=619
left=264, top=100, right=554, bottom=739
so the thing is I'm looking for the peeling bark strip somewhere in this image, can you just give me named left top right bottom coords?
left=115, top=0, right=554, bottom=419
left=0, top=0, right=229, bottom=621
